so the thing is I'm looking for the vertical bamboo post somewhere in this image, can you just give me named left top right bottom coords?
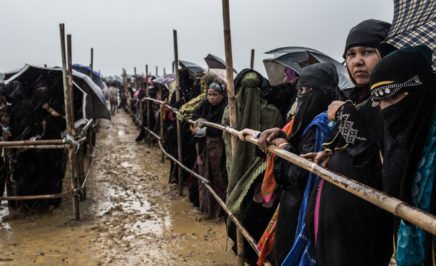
left=90, top=48, right=94, bottom=79
left=173, top=29, right=183, bottom=196
left=146, top=85, right=151, bottom=147
left=60, top=24, right=80, bottom=221
left=159, top=86, right=165, bottom=163
left=146, top=64, right=149, bottom=77
left=222, top=1, right=243, bottom=264
left=156, top=66, right=158, bottom=76
left=250, top=49, right=255, bottom=69
left=67, top=34, right=80, bottom=219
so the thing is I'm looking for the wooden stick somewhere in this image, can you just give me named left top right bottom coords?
left=221, top=1, right=243, bottom=264
left=134, top=67, right=138, bottom=90
left=0, top=192, right=72, bottom=201
left=90, top=47, right=94, bottom=79
left=199, top=120, right=436, bottom=236
left=146, top=64, right=149, bottom=77
left=156, top=66, right=158, bottom=76
left=250, top=49, right=255, bottom=69
left=173, top=29, right=184, bottom=196
left=159, top=88, right=165, bottom=163
left=66, top=33, right=80, bottom=221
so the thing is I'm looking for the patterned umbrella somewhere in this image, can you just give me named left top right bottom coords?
left=385, top=0, right=435, bottom=70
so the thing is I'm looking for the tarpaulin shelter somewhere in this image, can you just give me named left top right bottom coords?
left=4, top=64, right=110, bottom=121
left=263, top=47, right=353, bottom=89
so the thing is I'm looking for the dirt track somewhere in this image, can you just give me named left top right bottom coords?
left=0, top=111, right=236, bottom=265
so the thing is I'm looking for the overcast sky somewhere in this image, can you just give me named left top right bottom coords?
left=0, top=0, right=393, bottom=77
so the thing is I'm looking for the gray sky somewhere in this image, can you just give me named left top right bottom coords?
left=0, top=0, right=393, bottom=77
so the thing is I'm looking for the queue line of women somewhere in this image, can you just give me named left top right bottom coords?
left=132, top=18, right=435, bottom=266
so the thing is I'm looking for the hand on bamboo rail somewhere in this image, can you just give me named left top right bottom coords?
left=238, top=128, right=260, bottom=142
left=301, top=150, right=332, bottom=168
left=257, top=127, right=287, bottom=153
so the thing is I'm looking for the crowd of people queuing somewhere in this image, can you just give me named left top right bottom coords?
left=129, top=18, right=435, bottom=266
left=0, top=78, right=68, bottom=213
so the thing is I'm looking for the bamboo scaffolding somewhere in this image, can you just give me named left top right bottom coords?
left=173, top=29, right=183, bottom=196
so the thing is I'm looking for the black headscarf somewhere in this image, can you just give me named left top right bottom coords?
left=343, top=19, right=393, bottom=58
left=370, top=45, right=435, bottom=203
left=287, top=62, right=338, bottom=148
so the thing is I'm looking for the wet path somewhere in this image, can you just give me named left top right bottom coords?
left=0, top=111, right=236, bottom=265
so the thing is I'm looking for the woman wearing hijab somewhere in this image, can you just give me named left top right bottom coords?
left=301, top=19, right=395, bottom=266
left=370, top=45, right=436, bottom=266
left=223, top=69, right=282, bottom=264
left=191, top=82, right=227, bottom=218
left=252, top=62, right=338, bottom=265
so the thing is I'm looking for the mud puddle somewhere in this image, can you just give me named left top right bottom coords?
left=0, top=111, right=236, bottom=265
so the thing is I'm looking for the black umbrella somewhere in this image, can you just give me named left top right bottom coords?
left=385, top=0, right=435, bottom=71
left=204, top=54, right=226, bottom=69
left=4, top=64, right=110, bottom=120
left=178, top=60, right=205, bottom=76
left=263, top=47, right=353, bottom=89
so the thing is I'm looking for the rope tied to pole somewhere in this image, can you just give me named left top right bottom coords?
left=63, top=134, right=80, bottom=153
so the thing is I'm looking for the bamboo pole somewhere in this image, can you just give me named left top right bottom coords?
left=60, top=24, right=80, bottom=221
left=67, top=34, right=80, bottom=221
left=159, top=87, right=165, bottom=163
left=250, top=49, right=255, bottom=69
left=146, top=64, right=149, bottom=77
left=134, top=67, right=138, bottom=89
left=156, top=66, right=158, bottom=76
left=173, top=29, right=183, bottom=196
left=90, top=48, right=94, bottom=79
left=0, top=192, right=72, bottom=201
left=140, top=115, right=271, bottom=265
left=221, top=1, right=244, bottom=264
left=197, top=120, right=436, bottom=236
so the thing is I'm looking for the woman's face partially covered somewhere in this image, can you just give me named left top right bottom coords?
left=346, top=46, right=381, bottom=86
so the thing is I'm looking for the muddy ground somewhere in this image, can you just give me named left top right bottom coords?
left=0, top=111, right=237, bottom=265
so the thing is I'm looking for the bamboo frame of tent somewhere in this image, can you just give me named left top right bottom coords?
left=173, top=29, right=184, bottom=196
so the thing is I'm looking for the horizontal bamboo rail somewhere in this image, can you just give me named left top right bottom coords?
left=143, top=97, right=436, bottom=236
left=141, top=124, right=265, bottom=261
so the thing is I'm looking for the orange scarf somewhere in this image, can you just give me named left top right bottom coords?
left=259, top=118, right=295, bottom=205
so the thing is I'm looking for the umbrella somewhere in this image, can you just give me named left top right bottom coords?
left=385, top=0, right=435, bottom=71
left=204, top=54, right=226, bottom=69
left=153, top=74, right=176, bottom=85
left=263, top=46, right=353, bottom=89
left=72, top=64, right=105, bottom=89
left=179, top=60, right=205, bottom=76
left=4, top=64, right=110, bottom=120
left=203, top=54, right=237, bottom=84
